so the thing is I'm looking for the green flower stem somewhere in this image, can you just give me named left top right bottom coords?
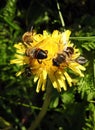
left=56, top=0, right=65, bottom=28
left=28, top=79, right=52, bottom=130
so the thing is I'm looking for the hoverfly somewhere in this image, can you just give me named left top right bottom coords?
left=52, top=47, right=74, bottom=67
left=25, top=48, right=48, bottom=64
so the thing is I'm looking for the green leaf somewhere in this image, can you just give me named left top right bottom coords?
left=49, top=97, right=59, bottom=108
left=61, top=91, right=74, bottom=104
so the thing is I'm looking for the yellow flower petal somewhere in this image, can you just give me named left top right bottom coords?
left=72, top=52, right=80, bottom=59
left=57, top=78, right=67, bottom=91
left=69, top=63, right=85, bottom=77
left=36, top=78, right=42, bottom=93
left=78, top=64, right=86, bottom=71
left=41, top=70, right=47, bottom=91
left=61, top=30, right=71, bottom=45
left=16, top=70, right=24, bottom=76
left=64, top=71, right=72, bottom=86
left=48, top=72, right=59, bottom=89
left=34, top=76, right=38, bottom=82
left=36, top=70, right=47, bottom=92
left=54, top=71, right=67, bottom=90
left=10, top=59, right=24, bottom=65
left=14, top=43, right=25, bottom=51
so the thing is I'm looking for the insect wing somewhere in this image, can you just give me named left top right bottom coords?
left=76, top=56, right=87, bottom=64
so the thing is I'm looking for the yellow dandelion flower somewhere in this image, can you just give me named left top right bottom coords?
left=10, top=30, right=86, bottom=92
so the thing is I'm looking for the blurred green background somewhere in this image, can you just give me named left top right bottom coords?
left=0, top=0, right=95, bottom=130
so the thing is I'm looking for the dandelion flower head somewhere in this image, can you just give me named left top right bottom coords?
left=10, top=30, right=86, bottom=92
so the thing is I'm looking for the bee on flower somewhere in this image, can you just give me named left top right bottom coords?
left=22, top=26, right=36, bottom=44
left=10, top=30, right=86, bottom=92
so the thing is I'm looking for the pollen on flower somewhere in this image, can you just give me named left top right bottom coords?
left=10, top=30, right=86, bottom=92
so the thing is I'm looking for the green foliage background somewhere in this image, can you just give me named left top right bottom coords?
left=0, top=0, right=95, bottom=130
